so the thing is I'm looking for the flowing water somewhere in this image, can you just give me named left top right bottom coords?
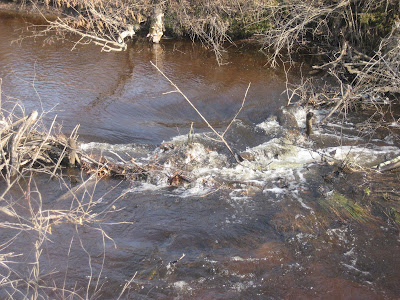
left=1, top=13, right=400, bottom=299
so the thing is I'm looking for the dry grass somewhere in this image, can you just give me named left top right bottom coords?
left=19, top=0, right=400, bottom=72
left=163, top=0, right=273, bottom=64
left=0, top=170, right=132, bottom=299
left=25, top=0, right=152, bottom=51
left=263, top=0, right=400, bottom=126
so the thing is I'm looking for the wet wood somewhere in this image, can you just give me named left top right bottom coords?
left=375, top=155, right=400, bottom=172
left=168, top=172, right=190, bottom=186
left=68, top=137, right=77, bottom=166
left=147, top=6, right=164, bottom=43
left=320, top=87, right=351, bottom=124
left=306, top=111, right=314, bottom=136
left=81, top=156, right=149, bottom=181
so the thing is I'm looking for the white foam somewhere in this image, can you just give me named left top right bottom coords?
left=293, top=192, right=313, bottom=211
left=124, top=182, right=161, bottom=193
left=324, top=145, right=400, bottom=166
left=341, top=263, right=371, bottom=276
left=263, top=187, right=286, bottom=194
left=173, top=281, right=191, bottom=291
left=326, top=227, right=349, bottom=243
left=79, top=109, right=400, bottom=204
left=287, top=106, right=307, bottom=126
left=177, top=183, right=211, bottom=198
left=256, top=118, right=281, bottom=135
left=344, top=247, right=355, bottom=257
left=229, top=189, right=251, bottom=202
left=80, top=142, right=152, bottom=157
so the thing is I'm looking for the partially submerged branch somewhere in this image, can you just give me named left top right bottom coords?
left=48, top=17, right=130, bottom=52
left=26, top=0, right=141, bottom=52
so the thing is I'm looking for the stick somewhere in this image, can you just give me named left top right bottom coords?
left=223, top=82, right=251, bottom=137
left=321, top=86, right=351, bottom=124
left=151, top=61, right=248, bottom=163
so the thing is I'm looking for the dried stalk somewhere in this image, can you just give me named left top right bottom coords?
left=8, top=111, right=38, bottom=177
left=223, top=82, right=251, bottom=137
left=151, top=61, right=249, bottom=163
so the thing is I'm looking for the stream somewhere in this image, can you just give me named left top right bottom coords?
left=1, top=13, right=400, bottom=299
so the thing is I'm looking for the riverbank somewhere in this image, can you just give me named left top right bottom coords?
left=0, top=1, right=61, bottom=20
left=3, top=1, right=400, bottom=112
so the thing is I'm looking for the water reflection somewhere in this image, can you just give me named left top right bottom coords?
left=150, top=43, right=165, bottom=68
left=0, top=15, right=287, bottom=144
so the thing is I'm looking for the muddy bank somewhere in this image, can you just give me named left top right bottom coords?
left=5, top=1, right=397, bottom=57
left=0, top=1, right=62, bottom=20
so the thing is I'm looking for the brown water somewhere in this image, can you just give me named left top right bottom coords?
left=1, top=13, right=400, bottom=300
left=0, top=14, right=286, bottom=145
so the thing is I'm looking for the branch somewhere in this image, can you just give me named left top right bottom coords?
left=223, top=82, right=251, bottom=137
left=151, top=61, right=249, bottom=163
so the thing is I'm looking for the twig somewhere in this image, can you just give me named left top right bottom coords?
left=8, top=111, right=38, bottom=177
left=321, top=86, right=352, bottom=123
left=117, top=271, right=138, bottom=300
left=313, top=41, right=348, bottom=70
left=223, top=82, right=251, bottom=137
left=151, top=61, right=248, bottom=163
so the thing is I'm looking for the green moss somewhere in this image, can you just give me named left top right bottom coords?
left=228, top=17, right=271, bottom=39
left=361, top=12, right=388, bottom=31
left=319, top=192, right=373, bottom=223
left=163, top=10, right=185, bottom=37
left=359, top=10, right=397, bottom=43
left=388, top=207, right=400, bottom=225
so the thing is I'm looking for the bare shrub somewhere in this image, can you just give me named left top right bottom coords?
left=23, top=0, right=274, bottom=62
left=271, top=1, right=400, bottom=128
left=261, top=0, right=399, bottom=66
left=0, top=168, right=128, bottom=298
left=165, top=0, right=273, bottom=64
left=27, top=0, right=153, bottom=51
left=261, top=0, right=351, bottom=67
left=17, top=0, right=399, bottom=66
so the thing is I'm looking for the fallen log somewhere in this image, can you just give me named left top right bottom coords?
left=374, top=155, right=400, bottom=172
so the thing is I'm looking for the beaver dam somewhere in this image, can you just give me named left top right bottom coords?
left=1, top=11, right=400, bottom=299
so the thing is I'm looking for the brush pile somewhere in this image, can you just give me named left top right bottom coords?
left=0, top=104, right=156, bottom=186
left=0, top=109, right=80, bottom=181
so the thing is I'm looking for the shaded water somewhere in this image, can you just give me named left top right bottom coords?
left=1, top=13, right=400, bottom=299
